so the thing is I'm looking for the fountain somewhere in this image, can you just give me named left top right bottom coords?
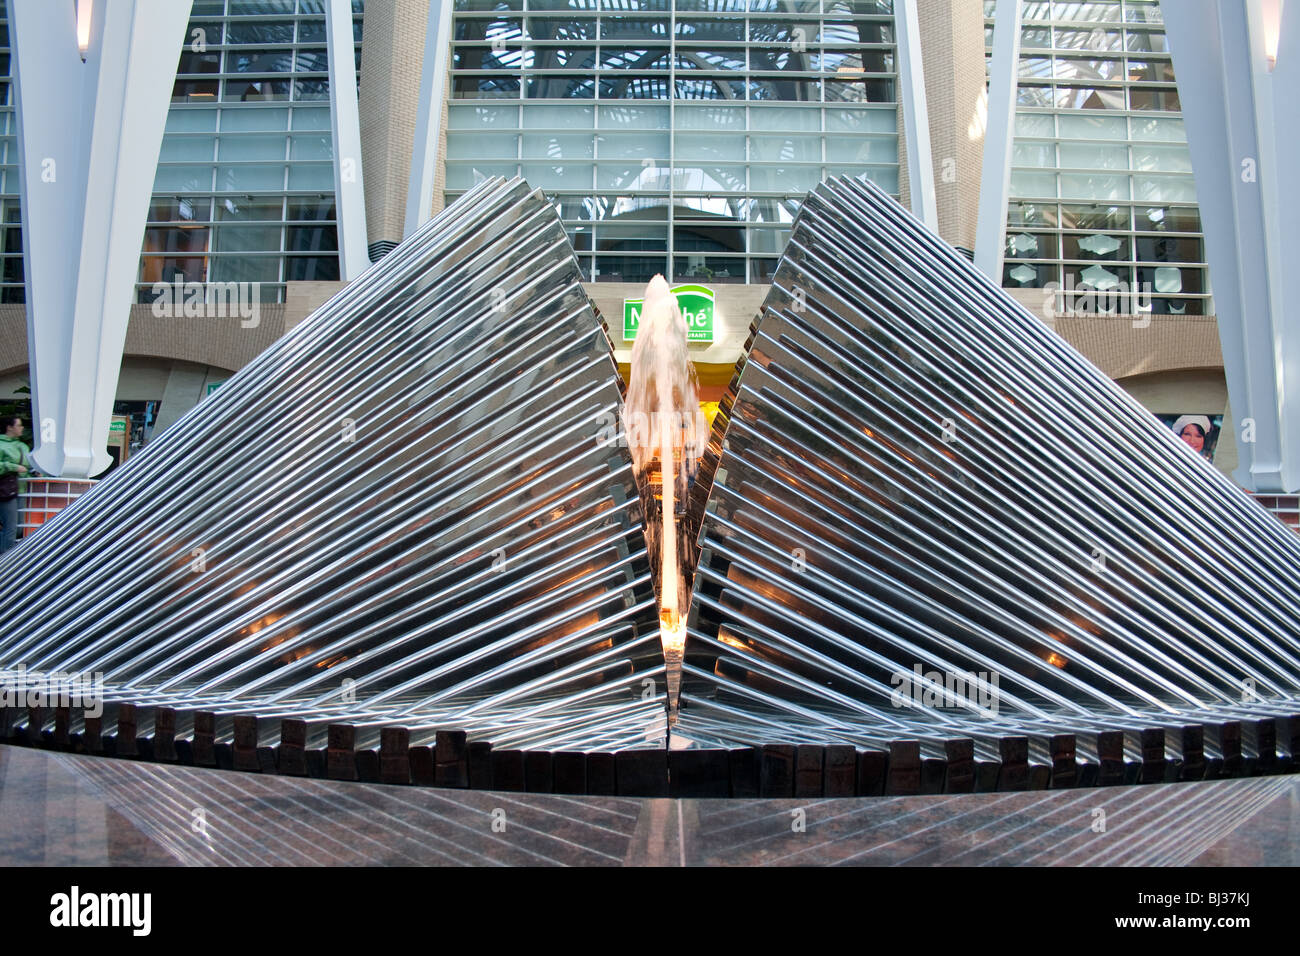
left=622, top=275, right=705, bottom=713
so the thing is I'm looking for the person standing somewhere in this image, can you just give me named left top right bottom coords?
left=0, top=415, right=31, bottom=553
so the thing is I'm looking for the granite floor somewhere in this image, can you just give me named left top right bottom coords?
left=2, top=745, right=1297, bottom=866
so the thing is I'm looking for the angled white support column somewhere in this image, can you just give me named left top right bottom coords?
left=325, top=0, right=370, bottom=281
left=893, top=0, right=937, bottom=231
left=11, top=0, right=193, bottom=479
left=1164, top=0, right=1299, bottom=492
left=974, top=0, right=1022, bottom=281
left=405, top=0, right=453, bottom=237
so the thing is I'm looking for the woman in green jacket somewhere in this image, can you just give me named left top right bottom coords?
left=0, top=416, right=31, bottom=554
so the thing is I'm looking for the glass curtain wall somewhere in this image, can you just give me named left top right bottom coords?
left=447, top=0, right=900, bottom=285
left=140, top=0, right=364, bottom=305
left=987, top=0, right=1209, bottom=316
left=0, top=1, right=21, bottom=303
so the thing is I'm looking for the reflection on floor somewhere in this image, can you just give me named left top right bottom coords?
left=1, top=746, right=1296, bottom=866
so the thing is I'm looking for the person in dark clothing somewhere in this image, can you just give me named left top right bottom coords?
left=0, top=416, right=31, bottom=553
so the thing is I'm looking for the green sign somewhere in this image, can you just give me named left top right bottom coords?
left=108, top=420, right=127, bottom=433
left=206, top=381, right=225, bottom=396
left=623, top=284, right=714, bottom=343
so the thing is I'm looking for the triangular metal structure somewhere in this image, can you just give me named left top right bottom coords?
left=0, top=178, right=665, bottom=752
left=677, top=176, right=1300, bottom=768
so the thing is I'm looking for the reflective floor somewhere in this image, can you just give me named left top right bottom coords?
left=1, top=746, right=1297, bottom=866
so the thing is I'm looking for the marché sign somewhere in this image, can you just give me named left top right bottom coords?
left=623, top=284, right=714, bottom=343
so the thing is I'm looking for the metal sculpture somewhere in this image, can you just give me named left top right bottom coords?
left=677, top=175, right=1300, bottom=783
left=4, top=173, right=1300, bottom=795
left=0, top=178, right=666, bottom=754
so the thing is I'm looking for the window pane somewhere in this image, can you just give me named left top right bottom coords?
left=1014, top=112, right=1055, bottom=137
left=1132, top=174, right=1196, bottom=203
left=154, top=166, right=214, bottom=191
left=754, top=77, right=821, bottom=100
left=445, top=164, right=516, bottom=189
left=597, top=130, right=669, bottom=158
left=826, top=107, right=895, bottom=133
left=288, top=134, right=333, bottom=161
left=227, top=49, right=295, bottom=73
left=285, top=256, right=340, bottom=281
left=673, top=163, right=748, bottom=190
left=160, top=136, right=216, bottom=162
left=521, top=104, right=591, bottom=127
left=599, top=104, right=669, bottom=128
left=1013, top=142, right=1056, bottom=167
left=1059, top=172, right=1128, bottom=200
left=751, top=134, right=819, bottom=162
left=222, top=107, right=290, bottom=130
left=1061, top=232, right=1127, bottom=259
left=1053, top=55, right=1125, bottom=81
left=209, top=255, right=281, bottom=283
left=224, top=79, right=291, bottom=101
left=216, top=197, right=285, bottom=221
left=825, top=135, right=894, bottom=163
left=1131, top=143, right=1191, bottom=173
left=1055, top=85, right=1125, bottom=109
left=447, top=132, right=519, bottom=158
left=290, top=107, right=332, bottom=130
left=1057, top=113, right=1126, bottom=139
left=225, top=20, right=296, bottom=45
left=149, top=198, right=212, bottom=222
left=1003, top=262, right=1055, bottom=287
left=1135, top=205, right=1199, bottom=232
left=286, top=164, right=334, bottom=189
left=592, top=255, right=667, bottom=283
left=1010, top=170, right=1058, bottom=197
left=1060, top=203, right=1129, bottom=230
left=219, top=134, right=287, bottom=161
left=216, top=164, right=285, bottom=191
left=173, top=78, right=220, bottom=102
left=1135, top=235, right=1201, bottom=262
left=1055, top=28, right=1122, bottom=50
left=522, top=132, right=595, bottom=158
left=213, top=225, right=282, bottom=252
left=286, top=225, right=338, bottom=252
left=1129, top=115, right=1185, bottom=141
left=749, top=165, right=818, bottom=191
left=673, top=256, right=745, bottom=281
left=1058, top=141, right=1127, bottom=169
left=166, top=109, right=219, bottom=132
left=521, top=162, right=593, bottom=188
left=1006, top=201, right=1058, bottom=227
left=674, top=104, right=745, bottom=130
left=286, top=199, right=336, bottom=221
left=1129, top=87, right=1180, bottom=111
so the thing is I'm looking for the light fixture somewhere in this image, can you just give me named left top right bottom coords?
left=76, top=0, right=92, bottom=60
left=1262, top=0, right=1283, bottom=71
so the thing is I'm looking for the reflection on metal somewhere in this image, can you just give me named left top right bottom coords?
left=677, top=175, right=1300, bottom=760
left=0, top=177, right=665, bottom=753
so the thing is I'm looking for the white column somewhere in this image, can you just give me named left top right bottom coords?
left=1164, top=0, right=1299, bottom=492
left=974, top=0, right=1022, bottom=281
left=405, top=0, right=454, bottom=237
left=893, top=0, right=937, bottom=231
left=11, top=0, right=193, bottom=479
left=325, top=0, right=370, bottom=281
